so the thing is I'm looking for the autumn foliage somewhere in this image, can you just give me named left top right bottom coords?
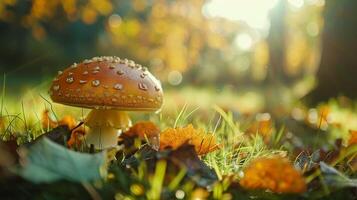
left=348, top=130, right=357, bottom=146
left=42, top=110, right=84, bottom=148
left=240, top=157, right=306, bottom=194
left=123, top=121, right=160, bottom=139
left=42, top=110, right=77, bottom=130
left=159, top=124, right=220, bottom=155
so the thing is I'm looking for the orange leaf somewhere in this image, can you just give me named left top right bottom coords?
left=240, top=156, right=306, bottom=194
left=122, top=121, right=161, bottom=150
left=159, top=124, right=220, bottom=155
left=67, top=128, right=85, bottom=149
left=41, top=110, right=58, bottom=129
left=348, top=130, right=357, bottom=146
left=42, top=110, right=77, bottom=129
left=124, top=121, right=160, bottom=139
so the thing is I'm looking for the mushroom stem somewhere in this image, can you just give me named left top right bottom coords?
left=85, top=126, right=120, bottom=149
left=84, top=109, right=132, bottom=149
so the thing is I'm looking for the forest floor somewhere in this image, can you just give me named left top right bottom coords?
left=0, top=86, right=357, bottom=200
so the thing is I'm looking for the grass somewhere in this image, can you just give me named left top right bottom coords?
left=1, top=83, right=357, bottom=199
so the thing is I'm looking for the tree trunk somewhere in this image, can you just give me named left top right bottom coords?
left=305, top=0, right=357, bottom=104
left=266, top=0, right=289, bottom=84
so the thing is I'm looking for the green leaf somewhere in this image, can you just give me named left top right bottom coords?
left=320, top=162, right=357, bottom=188
left=16, top=138, right=106, bottom=183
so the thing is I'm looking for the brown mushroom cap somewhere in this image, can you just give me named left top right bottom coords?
left=49, top=56, right=163, bottom=111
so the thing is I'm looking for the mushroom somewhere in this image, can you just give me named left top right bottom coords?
left=49, top=56, right=164, bottom=149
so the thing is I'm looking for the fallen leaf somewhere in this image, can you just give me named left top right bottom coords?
left=320, top=162, right=357, bottom=188
left=160, top=124, right=220, bottom=155
left=122, top=121, right=160, bottom=150
left=16, top=137, right=106, bottom=183
left=0, top=140, right=18, bottom=176
left=42, top=110, right=77, bottom=130
left=240, top=156, right=306, bottom=194
left=37, top=125, right=71, bottom=145
left=169, top=144, right=219, bottom=187
left=67, top=127, right=86, bottom=149
left=246, top=113, right=273, bottom=143
left=123, top=144, right=218, bottom=187
left=124, top=121, right=160, bottom=139
left=348, top=130, right=357, bottom=146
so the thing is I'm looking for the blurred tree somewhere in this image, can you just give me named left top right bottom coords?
left=266, top=0, right=288, bottom=84
left=306, top=0, right=357, bottom=104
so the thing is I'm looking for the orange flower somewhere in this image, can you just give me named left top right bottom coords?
left=240, top=157, right=306, bottom=194
left=159, top=124, right=220, bottom=155
left=348, top=130, right=357, bottom=146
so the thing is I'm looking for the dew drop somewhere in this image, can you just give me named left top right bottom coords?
left=58, top=71, right=63, bottom=75
left=83, top=71, right=89, bottom=75
left=79, top=80, right=87, bottom=84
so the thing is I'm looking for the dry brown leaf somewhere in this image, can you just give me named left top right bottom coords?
left=240, top=156, right=306, bottom=194
left=42, top=110, right=84, bottom=148
left=159, top=124, right=220, bottom=155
